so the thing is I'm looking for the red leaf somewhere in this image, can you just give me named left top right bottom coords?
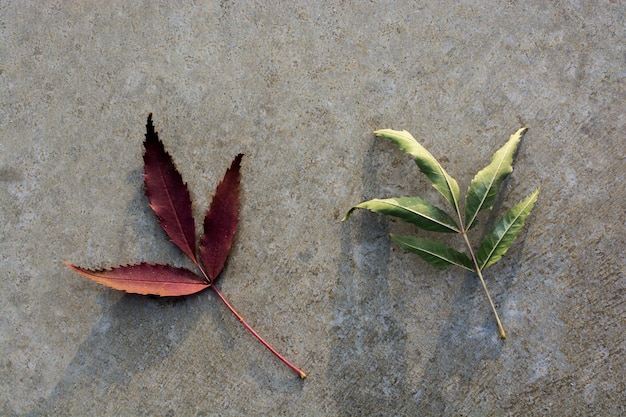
left=64, top=262, right=209, bottom=296
left=143, top=114, right=198, bottom=264
left=200, top=154, right=243, bottom=282
left=65, top=115, right=305, bottom=377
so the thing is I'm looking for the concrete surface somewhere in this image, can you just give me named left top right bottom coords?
left=1, top=2, right=624, bottom=416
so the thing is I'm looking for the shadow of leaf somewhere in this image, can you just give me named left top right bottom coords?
left=328, top=138, right=413, bottom=415
left=412, top=271, right=504, bottom=414
left=28, top=292, right=203, bottom=416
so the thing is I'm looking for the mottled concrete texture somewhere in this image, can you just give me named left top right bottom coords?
left=1, top=2, right=624, bottom=416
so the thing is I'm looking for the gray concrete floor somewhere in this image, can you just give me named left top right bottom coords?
left=1, top=2, right=624, bottom=416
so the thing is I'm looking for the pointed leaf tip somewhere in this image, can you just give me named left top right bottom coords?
left=341, top=206, right=357, bottom=222
left=143, top=114, right=198, bottom=264
left=146, top=113, right=154, bottom=134
left=64, top=261, right=209, bottom=296
left=200, top=153, right=244, bottom=282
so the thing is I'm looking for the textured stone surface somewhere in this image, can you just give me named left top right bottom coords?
left=1, top=2, right=624, bottom=416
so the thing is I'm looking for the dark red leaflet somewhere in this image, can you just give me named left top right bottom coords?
left=64, top=262, right=209, bottom=296
left=200, top=154, right=244, bottom=282
left=143, top=114, right=198, bottom=264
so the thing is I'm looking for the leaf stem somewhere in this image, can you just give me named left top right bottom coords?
left=193, top=254, right=305, bottom=377
left=461, top=233, right=507, bottom=339
left=210, top=285, right=307, bottom=378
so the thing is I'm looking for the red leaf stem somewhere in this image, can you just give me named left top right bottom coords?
left=210, top=285, right=307, bottom=379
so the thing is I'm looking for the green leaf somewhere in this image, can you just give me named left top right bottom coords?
left=343, top=197, right=460, bottom=233
left=464, top=128, right=527, bottom=231
left=476, top=188, right=540, bottom=270
left=374, top=129, right=461, bottom=214
left=391, top=234, right=474, bottom=271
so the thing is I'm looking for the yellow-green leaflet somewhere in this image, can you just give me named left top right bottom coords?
left=374, top=129, right=461, bottom=215
left=391, top=234, right=473, bottom=271
left=343, top=197, right=459, bottom=233
left=476, top=188, right=540, bottom=270
left=464, top=128, right=527, bottom=231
